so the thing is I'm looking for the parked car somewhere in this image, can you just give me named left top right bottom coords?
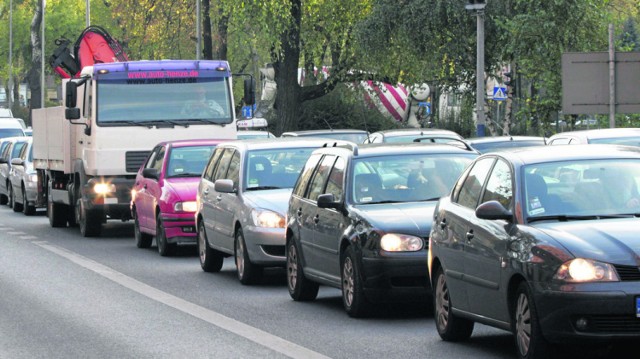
left=363, top=128, right=462, bottom=144
left=196, top=137, right=334, bottom=284
left=429, top=144, right=640, bottom=359
left=0, top=136, right=29, bottom=206
left=237, top=130, right=276, bottom=140
left=281, top=129, right=369, bottom=143
left=465, top=135, right=546, bottom=153
left=131, top=139, right=225, bottom=256
left=8, top=137, right=42, bottom=215
left=286, top=142, right=478, bottom=317
left=547, top=128, right=640, bottom=146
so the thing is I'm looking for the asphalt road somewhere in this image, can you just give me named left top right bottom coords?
left=0, top=207, right=632, bottom=359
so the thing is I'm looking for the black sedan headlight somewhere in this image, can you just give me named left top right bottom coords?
left=553, top=258, right=620, bottom=282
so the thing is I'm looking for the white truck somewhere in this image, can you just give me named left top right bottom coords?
left=33, top=60, right=254, bottom=237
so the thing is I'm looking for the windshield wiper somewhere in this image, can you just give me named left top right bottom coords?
left=182, top=118, right=230, bottom=125
left=107, top=120, right=154, bottom=128
left=528, top=214, right=634, bottom=223
left=247, top=186, right=281, bottom=191
left=367, top=200, right=403, bottom=204
left=168, top=173, right=201, bottom=178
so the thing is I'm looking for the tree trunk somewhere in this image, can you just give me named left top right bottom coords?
left=202, top=0, right=212, bottom=60
left=29, top=0, right=44, bottom=112
left=274, top=0, right=302, bottom=135
left=214, top=10, right=229, bottom=60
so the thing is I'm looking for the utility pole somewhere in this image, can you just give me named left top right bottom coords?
left=41, top=0, right=46, bottom=108
left=86, top=0, right=90, bottom=27
left=608, top=24, right=615, bottom=128
left=196, top=0, right=201, bottom=60
left=466, top=0, right=487, bottom=137
left=8, top=0, right=13, bottom=109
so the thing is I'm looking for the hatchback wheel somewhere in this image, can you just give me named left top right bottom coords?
left=134, top=212, right=152, bottom=248
left=287, top=237, right=319, bottom=301
left=434, top=267, right=474, bottom=341
left=22, top=187, right=35, bottom=216
left=11, top=186, right=23, bottom=212
left=341, top=246, right=371, bottom=317
left=198, top=221, right=223, bottom=272
left=156, top=215, right=176, bottom=256
left=235, top=228, right=263, bottom=285
left=513, top=282, right=551, bottom=359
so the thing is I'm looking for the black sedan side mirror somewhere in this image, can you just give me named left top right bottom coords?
left=142, top=168, right=159, bottom=180
left=317, top=193, right=342, bottom=210
left=476, top=200, right=513, bottom=221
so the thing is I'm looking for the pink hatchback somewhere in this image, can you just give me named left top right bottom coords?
left=131, top=139, right=226, bottom=256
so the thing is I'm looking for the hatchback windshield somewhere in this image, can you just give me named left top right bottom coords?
left=245, top=147, right=316, bottom=190
left=524, top=159, right=640, bottom=220
left=166, top=145, right=216, bottom=178
left=352, top=154, right=475, bottom=204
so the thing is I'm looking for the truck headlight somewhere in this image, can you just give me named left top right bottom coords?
left=252, top=209, right=285, bottom=228
left=174, top=201, right=197, bottom=213
left=94, top=183, right=116, bottom=194
left=554, top=258, right=620, bottom=282
left=380, top=233, right=424, bottom=252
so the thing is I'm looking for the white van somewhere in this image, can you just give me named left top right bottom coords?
left=0, top=118, right=26, bottom=139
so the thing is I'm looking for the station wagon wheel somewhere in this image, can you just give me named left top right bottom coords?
left=235, top=227, right=263, bottom=285
left=513, top=282, right=551, bottom=359
left=0, top=190, right=8, bottom=205
left=286, top=236, right=319, bottom=301
left=198, top=221, right=223, bottom=272
left=22, top=186, right=35, bottom=215
left=133, top=210, right=152, bottom=248
left=11, top=185, right=23, bottom=212
left=341, top=246, right=371, bottom=318
left=8, top=185, right=15, bottom=210
left=156, top=214, right=177, bottom=257
left=434, top=267, right=474, bottom=341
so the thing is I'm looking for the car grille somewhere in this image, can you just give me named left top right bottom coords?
left=588, top=315, right=640, bottom=333
left=126, top=151, right=151, bottom=173
left=613, top=264, right=640, bottom=281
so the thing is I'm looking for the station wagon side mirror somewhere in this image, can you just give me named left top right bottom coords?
left=0, top=158, right=7, bottom=164
left=10, top=158, right=25, bottom=166
left=317, top=193, right=342, bottom=210
left=142, top=168, right=159, bottom=180
left=476, top=200, right=513, bottom=221
left=214, top=179, right=236, bottom=193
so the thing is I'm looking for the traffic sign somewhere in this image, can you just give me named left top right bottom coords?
left=493, top=86, right=507, bottom=101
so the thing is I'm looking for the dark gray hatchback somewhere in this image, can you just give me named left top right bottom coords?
left=286, top=141, right=478, bottom=317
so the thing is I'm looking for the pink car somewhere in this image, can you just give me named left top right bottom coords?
left=131, top=139, right=226, bottom=256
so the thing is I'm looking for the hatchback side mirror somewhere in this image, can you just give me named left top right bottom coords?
left=142, top=168, right=159, bottom=180
left=476, top=200, right=513, bottom=221
left=317, top=193, right=342, bottom=210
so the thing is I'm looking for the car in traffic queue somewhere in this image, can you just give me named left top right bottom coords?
left=363, top=128, right=463, bottom=144
left=465, top=135, right=547, bottom=154
left=0, top=136, right=29, bottom=207
left=237, top=130, right=276, bottom=140
left=547, top=127, right=640, bottom=146
left=281, top=129, right=369, bottom=144
left=429, top=144, right=640, bottom=359
left=131, top=139, right=225, bottom=256
left=196, top=137, right=335, bottom=285
left=286, top=142, right=478, bottom=317
left=8, top=137, right=43, bottom=215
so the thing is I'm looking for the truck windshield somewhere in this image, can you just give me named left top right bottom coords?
left=97, top=78, right=232, bottom=126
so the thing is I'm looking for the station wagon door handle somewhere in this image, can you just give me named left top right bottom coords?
left=296, top=208, right=302, bottom=217
left=313, top=214, right=320, bottom=224
left=216, top=195, right=222, bottom=201
left=203, top=188, right=209, bottom=195
left=439, top=218, right=447, bottom=229
left=466, top=230, right=474, bottom=241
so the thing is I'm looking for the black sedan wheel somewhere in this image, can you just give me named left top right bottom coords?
left=134, top=212, right=152, bottom=248
left=341, top=246, right=371, bottom=317
left=513, top=282, right=551, bottom=359
left=156, top=215, right=177, bottom=256
left=287, top=237, right=319, bottom=301
left=198, top=221, right=223, bottom=272
left=235, top=228, right=263, bottom=285
left=434, top=267, right=474, bottom=341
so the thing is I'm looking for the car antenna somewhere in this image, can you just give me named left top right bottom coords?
left=321, top=118, right=334, bottom=131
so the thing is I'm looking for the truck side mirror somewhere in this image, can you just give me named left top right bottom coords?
left=66, top=81, right=78, bottom=108
left=243, top=77, right=255, bottom=105
left=66, top=108, right=81, bottom=120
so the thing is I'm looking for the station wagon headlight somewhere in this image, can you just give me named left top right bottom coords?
left=380, top=233, right=424, bottom=252
left=174, top=201, right=197, bottom=213
left=252, top=209, right=285, bottom=228
left=554, top=258, right=619, bottom=282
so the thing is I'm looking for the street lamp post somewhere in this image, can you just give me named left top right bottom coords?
left=196, top=0, right=201, bottom=60
left=466, top=0, right=487, bottom=137
left=41, top=0, right=46, bottom=108
left=8, top=0, right=13, bottom=109
left=86, top=0, right=91, bottom=27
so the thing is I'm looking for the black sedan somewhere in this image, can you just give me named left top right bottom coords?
left=428, top=144, right=640, bottom=359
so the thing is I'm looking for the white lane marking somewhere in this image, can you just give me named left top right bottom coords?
left=8, top=231, right=26, bottom=236
left=33, top=241, right=330, bottom=359
left=20, top=236, right=39, bottom=240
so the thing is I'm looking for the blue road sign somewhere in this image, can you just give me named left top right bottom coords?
left=493, top=86, right=507, bottom=101
left=242, top=105, right=254, bottom=118
left=418, top=102, right=431, bottom=115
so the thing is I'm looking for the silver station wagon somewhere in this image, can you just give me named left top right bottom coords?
left=195, top=137, right=333, bottom=285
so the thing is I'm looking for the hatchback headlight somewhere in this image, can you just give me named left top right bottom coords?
left=174, top=201, right=197, bottom=213
left=380, top=233, right=424, bottom=252
left=554, top=258, right=620, bottom=282
left=252, top=209, right=285, bottom=228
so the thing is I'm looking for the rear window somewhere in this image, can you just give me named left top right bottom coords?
left=0, top=129, right=24, bottom=138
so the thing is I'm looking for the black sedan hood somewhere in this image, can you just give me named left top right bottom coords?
left=534, top=219, right=640, bottom=265
left=353, top=202, right=436, bottom=238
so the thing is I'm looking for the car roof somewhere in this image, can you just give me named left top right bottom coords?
left=489, top=144, right=640, bottom=165
left=465, top=136, right=545, bottom=144
left=372, top=128, right=462, bottom=138
left=548, top=128, right=640, bottom=140
left=218, top=137, right=336, bottom=151
left=315, top=141, right=479, bottom=158
left=281, top=129, right=367, bottom=136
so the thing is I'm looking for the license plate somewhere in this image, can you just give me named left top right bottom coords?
left=104, top=197, right=118, bottom=204
left=636, top=297, right=640, bottom=318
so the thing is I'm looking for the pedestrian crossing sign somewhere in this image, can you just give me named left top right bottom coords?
left=493, top=86, right=507, bottom=101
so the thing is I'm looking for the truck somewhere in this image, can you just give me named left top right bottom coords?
left=32, top=60, right=254, bottom=237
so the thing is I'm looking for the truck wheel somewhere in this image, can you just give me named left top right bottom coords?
left=76, top=197, right=102, bottom=237
left=22, top=187, right=35, bottom=216
left=48, top=194, right=67, bottom=227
